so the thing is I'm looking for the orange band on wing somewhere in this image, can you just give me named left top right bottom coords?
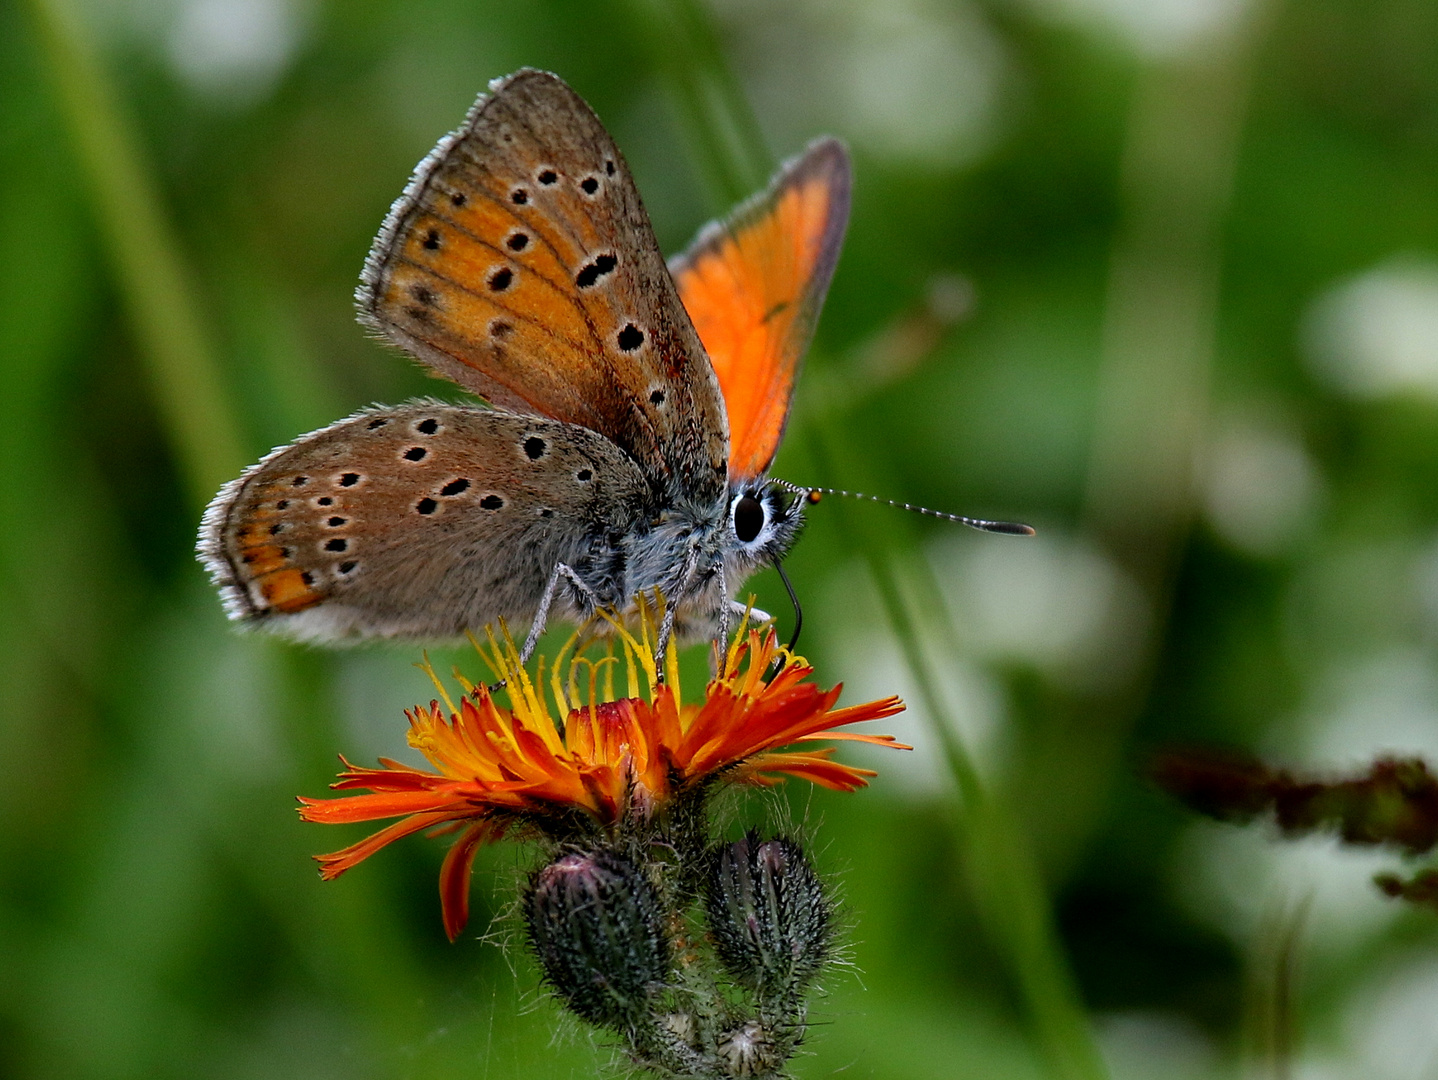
left=259, top=568, right=325, bottom=613
left=673, top=140, right=850, bottom=481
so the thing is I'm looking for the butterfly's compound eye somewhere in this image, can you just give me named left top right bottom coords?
left=733, top=495, right=765, bottom=543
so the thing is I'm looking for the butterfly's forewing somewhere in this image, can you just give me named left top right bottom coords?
left=199, top=405, right=650, bottom=639
left=669, top=139, right=851, bottom=481
left=358, top=69, right=728, bottom=504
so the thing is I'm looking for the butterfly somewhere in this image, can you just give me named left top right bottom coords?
left=198, top=69, right=849, bottom=665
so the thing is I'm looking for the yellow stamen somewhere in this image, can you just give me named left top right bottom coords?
left=417, top=653, right=461, bottom=716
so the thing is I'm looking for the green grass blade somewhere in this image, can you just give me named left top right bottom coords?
left=24, top=0, right=246, bottom=511
left=626, top=0, right=770, bottom=207
left=812, top=428, right=1110, bottom=1080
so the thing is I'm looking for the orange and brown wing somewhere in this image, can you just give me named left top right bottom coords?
left=669, top=139, right=851, bottom=481
left=358, top=69, right=728, bottom=504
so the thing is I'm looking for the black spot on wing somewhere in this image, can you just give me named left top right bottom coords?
left=576, top=253, right=617, bottom=289
left=618, top=324, right=644, bottom=351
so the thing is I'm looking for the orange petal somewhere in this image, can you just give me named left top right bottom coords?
left=311, top=811, right=454, bottom=879
left=298, top=788, right=477, bottom=824
left=797, top=730, right=912, bottom=749
left=745, top=750, right=879, bottom=792
left=439, top=819, right=497, bottom=941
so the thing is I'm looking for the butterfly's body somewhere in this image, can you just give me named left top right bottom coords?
left=199, top=70, right=846, bottom=661
left=618, top=479, right=801, bottom=640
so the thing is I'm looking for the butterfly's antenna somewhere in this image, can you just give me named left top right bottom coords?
left=775, top=480, right=1036, bottom=536
left=775, top=560, right=803, bottom=654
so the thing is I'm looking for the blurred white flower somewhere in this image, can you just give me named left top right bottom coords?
left=838, top=634, right=1008, bottom=798
left=1295, top=649, right=1438, bottom=768
left=1096, top=1011, right=1218, bottom=1080
left=929, top=529, right=1148, bottom=692
left=167, top=0, right=308, bottom=103
left=816, top=560, right=1009, bottom=797
left=1305, top=256, right=1438, bottom=401
left=716, top=0, right=1009, bottom=168
left=1201, top=410, right=1323, bottom=557
left=1023, top=0, right=1254, bottom=59
left=833, top=0, right=1007, bottom=166
left=1341, top=952, right=1438, bottom=1080
left=1173, top=819, right=1399, bottom=958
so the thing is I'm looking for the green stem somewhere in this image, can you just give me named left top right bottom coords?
left=23, top=0, right=246, bottom=511
left=813, top=431, right=1109, bottom=1080
left=862, top=547, right=983, bottom=806
left=627, top=0, right=770, bottom=207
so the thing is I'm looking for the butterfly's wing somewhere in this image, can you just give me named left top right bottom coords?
left=669, top=139, right=851, bottom=482
left=358, top=69, right=728, bottom=504
left=198, top=404, right=651, bottom=639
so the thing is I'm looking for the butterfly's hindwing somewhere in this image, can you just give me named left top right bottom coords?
left=199, top=404, right=652, bottom=640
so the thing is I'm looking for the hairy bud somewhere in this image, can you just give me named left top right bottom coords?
left=704, top=833, right=832, bottom=999
left=525, top=849, right=670, bottom=1029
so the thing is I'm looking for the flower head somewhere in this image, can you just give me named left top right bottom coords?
left=299, top=612, right=906, bottom=939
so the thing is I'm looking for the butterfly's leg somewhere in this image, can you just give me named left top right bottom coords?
left=654, top=544, right=702, bottom=677
left=477, top=560, right=595, bottom=687
left=488, top=563, right=599, bottom=693
left=714, top=560, right=731, bottom=643
left=708, top=560, right=730, bottom=676
left=520, top=562, right=600, bottom=667
left=727, top=600, right=775, bottom=624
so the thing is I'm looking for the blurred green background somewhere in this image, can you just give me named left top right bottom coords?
left=5, top=0, right=1438, bottom=1076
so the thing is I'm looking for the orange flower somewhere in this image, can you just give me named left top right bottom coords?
left=299, top=613, right=906, bottom=939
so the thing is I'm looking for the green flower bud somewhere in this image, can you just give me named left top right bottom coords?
left=525, top=849, right=670, bottom=1029
left=704, top=833, right=832, bottom=999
